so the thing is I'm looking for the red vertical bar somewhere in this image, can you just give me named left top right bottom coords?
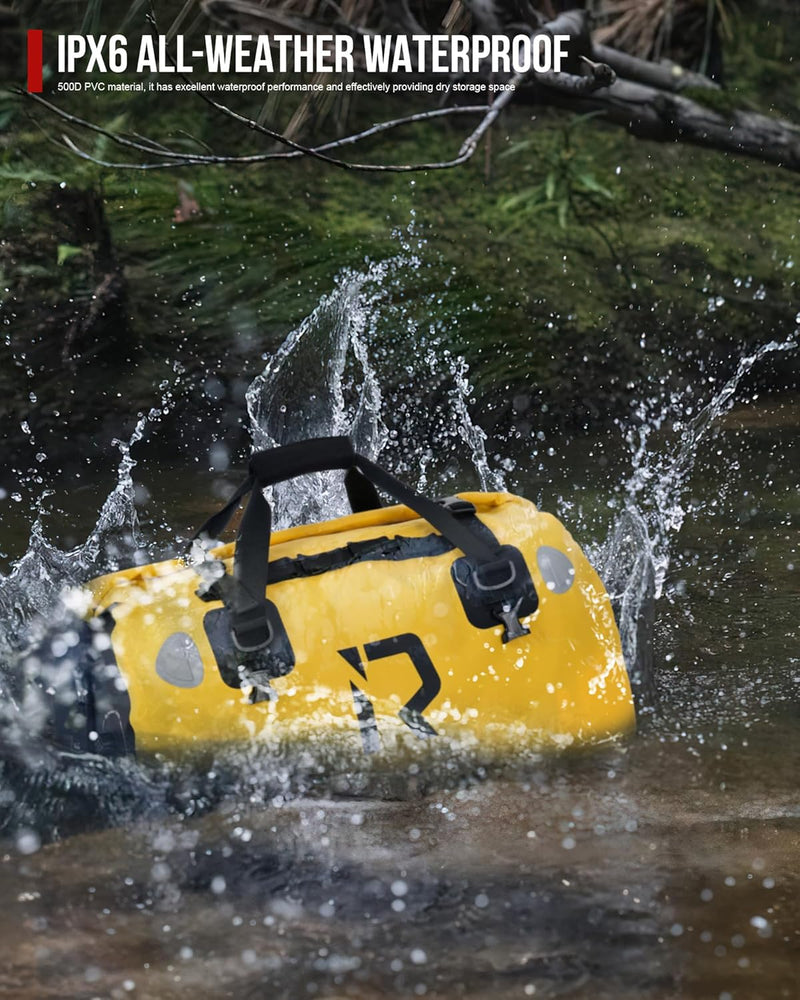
left=27, top=30, right=43, bottom=93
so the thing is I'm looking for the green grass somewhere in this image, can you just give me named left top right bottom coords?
left=1, top=4, right=798, bottom=440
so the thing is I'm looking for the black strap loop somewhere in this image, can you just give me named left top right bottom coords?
left=194, top=437, right=501, bottom=650
left=353, top=456, right=495, bottom=563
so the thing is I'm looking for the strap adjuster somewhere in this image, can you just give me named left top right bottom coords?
left=232, top=603, right=273, bottom=652
left=437, top=496, right=476, bottom=516
left=451, top=544, right=538, bottom=644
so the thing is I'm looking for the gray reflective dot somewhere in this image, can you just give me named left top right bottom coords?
left=155, top=632, right=204, bottom=688
left=536, top=546, right=575, bottom=594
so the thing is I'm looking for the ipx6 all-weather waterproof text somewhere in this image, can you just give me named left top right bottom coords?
left=55, top=32, right=572, bottom=77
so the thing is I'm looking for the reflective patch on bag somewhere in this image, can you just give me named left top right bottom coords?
left=536, top=546, right=576, bottom=594
left=155, top=632, right=205, bottom=689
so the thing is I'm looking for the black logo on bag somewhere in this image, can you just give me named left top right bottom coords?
left=338, top=633, right=441, bottom=752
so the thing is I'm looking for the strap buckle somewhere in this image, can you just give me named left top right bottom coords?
left=437, top=495, right=476, bottom=516
left=242, top=668, right=279, bottom=704
left=492, top=598, right=531, bottom=643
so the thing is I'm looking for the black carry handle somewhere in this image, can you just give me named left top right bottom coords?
left=195, top=437, right=380, bottom=543
left=194, top=436, right=499, bottom=651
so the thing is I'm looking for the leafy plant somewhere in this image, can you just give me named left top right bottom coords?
left=57, top=243, right=83, bottom=265
left=497, top=114, right=617, bottom=231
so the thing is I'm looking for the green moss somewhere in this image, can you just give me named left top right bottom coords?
left=1, top=5, right=798, bottom=444
left=679, top=86, right=744, bottom=116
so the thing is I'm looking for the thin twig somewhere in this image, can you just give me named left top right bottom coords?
left=20, top=87, right=511, bottom=172
left=61, top=136, right=215, bottom=169
left=130, top=131, right=177, bottom=152
left=62, top=96, right=521, bottom=171
left=20, top=4, right=614, bottom=174
left=310, top=104, right=488, bottom=151
left=456, top=74, right=525, bottom=163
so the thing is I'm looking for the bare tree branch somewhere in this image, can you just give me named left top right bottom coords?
left=592, top=43, right=719, bottom=93
left=16, top=4, right=799, bottom=176
left=20, top=90, right=501, bottom=171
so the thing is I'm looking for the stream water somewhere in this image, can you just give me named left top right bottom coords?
left=0, top=252, right=797, bottom=999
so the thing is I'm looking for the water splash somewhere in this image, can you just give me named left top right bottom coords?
left=0, top=387, right=193, bottom=832
left=0, top=407, right=177, bottom=660
left=245, top=257, right=394, bottom=528
left=447, top=351, right=505, bottom=493
left=246, top=253, right=504, bottom=530
left=596, top=336, right=797, bottom=700
left=621, top=338, right=795, bottom=598
left=0, top=236, right=795, bottom=837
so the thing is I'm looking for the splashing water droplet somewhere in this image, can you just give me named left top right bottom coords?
left=594, top=336, right=797, bottom=700
left=246, top=253, right=504, bottom=528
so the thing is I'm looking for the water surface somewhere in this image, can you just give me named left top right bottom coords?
left=0, top=263, right=797, bottom=999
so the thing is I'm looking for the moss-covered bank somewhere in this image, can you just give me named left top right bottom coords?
left=1, top=4, right=798, bottom=474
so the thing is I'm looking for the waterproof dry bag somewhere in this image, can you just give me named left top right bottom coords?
left=41, top=437, right=635, bottom=757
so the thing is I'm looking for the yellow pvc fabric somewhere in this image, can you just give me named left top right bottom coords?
left=85, top=493, right=634, bottom=755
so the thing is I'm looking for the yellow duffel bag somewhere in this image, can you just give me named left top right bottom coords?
left=40, top=437, right=634, bottom=757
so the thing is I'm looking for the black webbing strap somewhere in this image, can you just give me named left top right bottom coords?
left=345, top=467, right=381, bottom=514
left=194, top=437, right=500, bottom=651
left=195, top=475, right=254, bottom=543
left=353, top=456, right=496, bottom=564
left=247, top=436, right=356, bottom=483
left=194, top=439, right=380, bottom=539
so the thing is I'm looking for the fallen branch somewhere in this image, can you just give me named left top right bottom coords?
left=592, top=43, right=719, bottom=93
left=20, top=91, right=490, bottom=170
left=17, top=5, right=800, bottom=176
left=541, top=77, right=800, bottom=172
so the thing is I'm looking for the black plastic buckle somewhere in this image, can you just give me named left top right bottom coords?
left=245, top=673, right=278, bottom=704
left=437, top=495, right=477, bottom=516
left=236, top=638, right=295, bottom=703
left=493, top=598, right=532, bottom=642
